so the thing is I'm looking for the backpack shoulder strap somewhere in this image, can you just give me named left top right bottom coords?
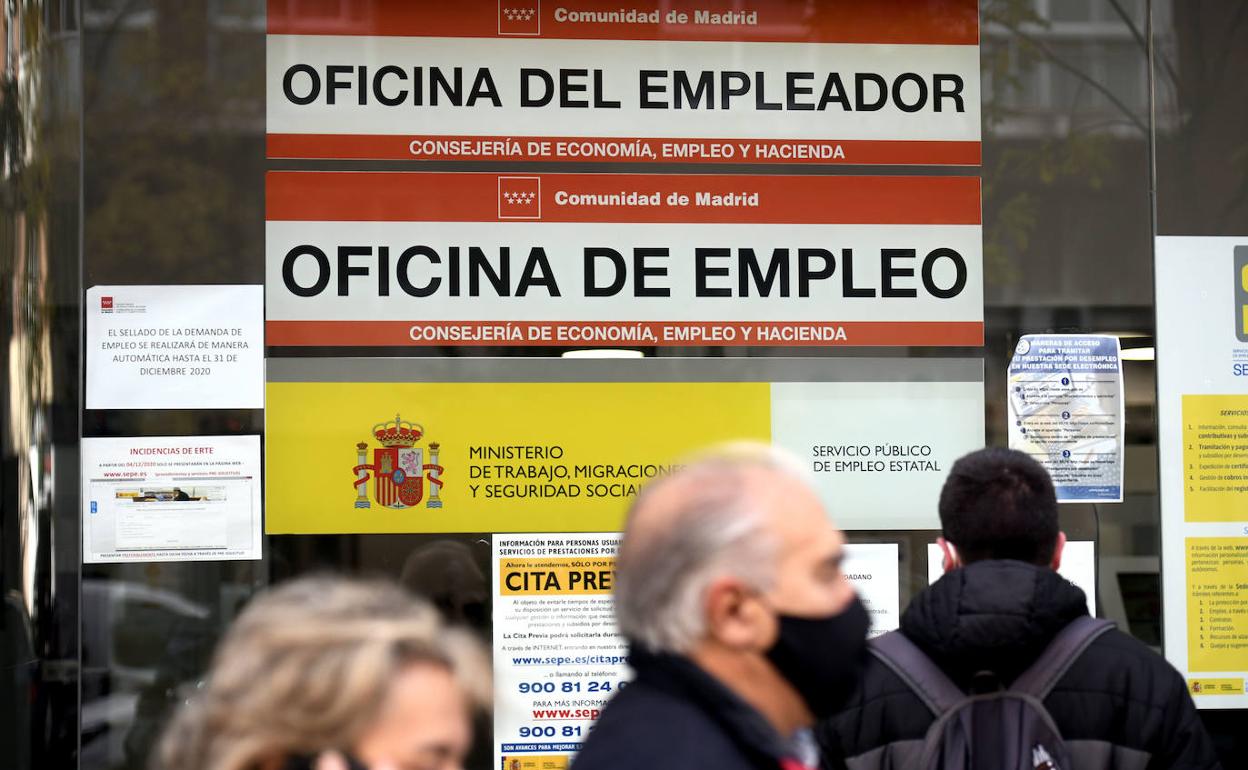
left=1010, top=616, right=1116, bottom=700
left=868, top=631, right=965, bottom=716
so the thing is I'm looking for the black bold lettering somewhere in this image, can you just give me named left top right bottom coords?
left=584, top=248, right=628, bottom=296
left=634, top=248, right=670, bottom=297
left=282, top=64, right=320, bottom=105
left=469, top=246, right=509, bottom=296
left=798, top=249, right=836, bottom=297
left=817, top=72, right=851, bottom=111
left=431, top=67, right=463, bottom=106
left=560, top=69, right=589, bottom=108
left=396, top=246, right=440, bottom=297
left=337, top=246, right=371, bottom=296
left=593, top=70, right=620, bottom=108
left=786, top=72, right=815, bottom=111
left=880, top=249, right=917, bottom=297
left=521, top=68, right=554, bottom=107
left=516, top=248, right=561, bottom=296
left=855, top=73, right=887, bottom=111
left=892, top=73, right=928, bottom=113
left=377, top=246, right=390, bottom=296
left=639, top=70, right=667, bottom=109
left=468, top=68, right=502, bottom=106
left=933, top=74, right=965, bottom=113
left=755, top=71, right=782, bottom=110
left=326, top=64, right=352, bottom=105
left=841, top=249, right=875, bottom=297
left=674, top=70, right=713, bottom=109
left=696, top=248, right=732, bottom=297
left=922, top=248, right=967, bottom=299
left=739, top=248, right=790, bottom=297
left=282, top=245, right=330, bottom=297
left=720, top=71, right=750, bottom=109
left=373, top=65, right=407, bottom=106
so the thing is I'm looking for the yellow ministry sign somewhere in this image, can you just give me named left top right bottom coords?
left=265, top=381, right=770, bottom=534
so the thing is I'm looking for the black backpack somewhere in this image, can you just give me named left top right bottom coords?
left=868, top=616, right=1115, bottom=770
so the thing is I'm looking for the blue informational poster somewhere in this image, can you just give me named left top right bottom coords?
left=1007, top=334, right=1124, bottom=503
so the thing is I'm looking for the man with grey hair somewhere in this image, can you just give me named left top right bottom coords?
left=572, top=443, right=870, bottom=770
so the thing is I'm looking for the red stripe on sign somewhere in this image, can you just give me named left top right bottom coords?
left=266, top=173, right=981, bottom=225
left=267, top=134, right=982, bottom=166
left=265, top=321, right=985, bottom=347
left=267, top=0, right=979, bottom=45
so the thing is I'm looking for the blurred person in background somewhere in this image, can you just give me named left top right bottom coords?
left=572, top=443, right=870, bottom=770
left=154, top=576, right=489, bottom=770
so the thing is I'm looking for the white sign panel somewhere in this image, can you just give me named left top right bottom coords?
left=772, top=381, right=985, bottom=530
left=82, top=435, right=262, bottom=563
left=266, top=173, right=983, bottom=348
left=267, top=1, right=980, bottom=165
left=86, top=285, right=264, bottom=410
left=1008, top=334, right=1124, bottom=503
left=1156, top=236, right=1248, bottom=708
left=926, top=541, right=1097, bottom=616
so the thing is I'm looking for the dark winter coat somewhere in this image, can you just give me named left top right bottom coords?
left=818, top=560, right=1221, bottom=770
left=572, top=645, right=811, bottom=770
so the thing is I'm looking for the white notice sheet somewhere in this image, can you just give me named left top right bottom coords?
left=926, top=540, right=1097, bottom=616
left=86, top=284, right=263, bottom=409
left=82, top=435, right=262, bottom=563
left=843, top=543, right=901, bottom=637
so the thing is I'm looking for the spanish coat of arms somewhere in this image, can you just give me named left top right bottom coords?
left=352, top=414, right=444, bottom=509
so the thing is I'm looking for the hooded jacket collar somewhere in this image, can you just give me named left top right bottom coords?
left=900, top=560, right=1089, bottom=688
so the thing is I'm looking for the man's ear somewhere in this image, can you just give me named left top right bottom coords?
left=1051, top=531, right=1067, bottom=571
left=937, top=537, right=961, bottom=573
left=703, top=576, right=772, bottom=650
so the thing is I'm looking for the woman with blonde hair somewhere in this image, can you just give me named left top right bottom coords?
left=155, top=576, right=490, bottom=770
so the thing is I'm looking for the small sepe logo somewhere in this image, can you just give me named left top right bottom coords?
left=1234, top=246, right=1248, bottom=342
left=498, top=176, right=542, bottom=220
left=352, top=414, right=445, bottom=510
left=101, top=296, right=114, bottom=312
left=498, top=0, right=540, bottom=35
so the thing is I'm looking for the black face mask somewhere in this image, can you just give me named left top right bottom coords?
left=764, top=593, right=871, bottom=719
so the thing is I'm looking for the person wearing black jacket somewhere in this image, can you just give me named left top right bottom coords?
left=818, top=447, right=1221, bottom=770
left=572, top=445, right=871, bottom=770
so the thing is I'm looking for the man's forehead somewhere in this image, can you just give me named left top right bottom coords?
left=636, top=462, right=777, bottom=511
left=626, top=460, right=825, bottom=550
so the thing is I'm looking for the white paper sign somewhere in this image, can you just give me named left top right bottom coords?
left=86, top=285, right=263, bottom=409
left=82, top=435, right=262, bottom=563
left=926, top=540, right=1096, bottom=616
left=1008, top=334, right=1124, bottom=503
left=843, top=543, right=901, bottom=637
